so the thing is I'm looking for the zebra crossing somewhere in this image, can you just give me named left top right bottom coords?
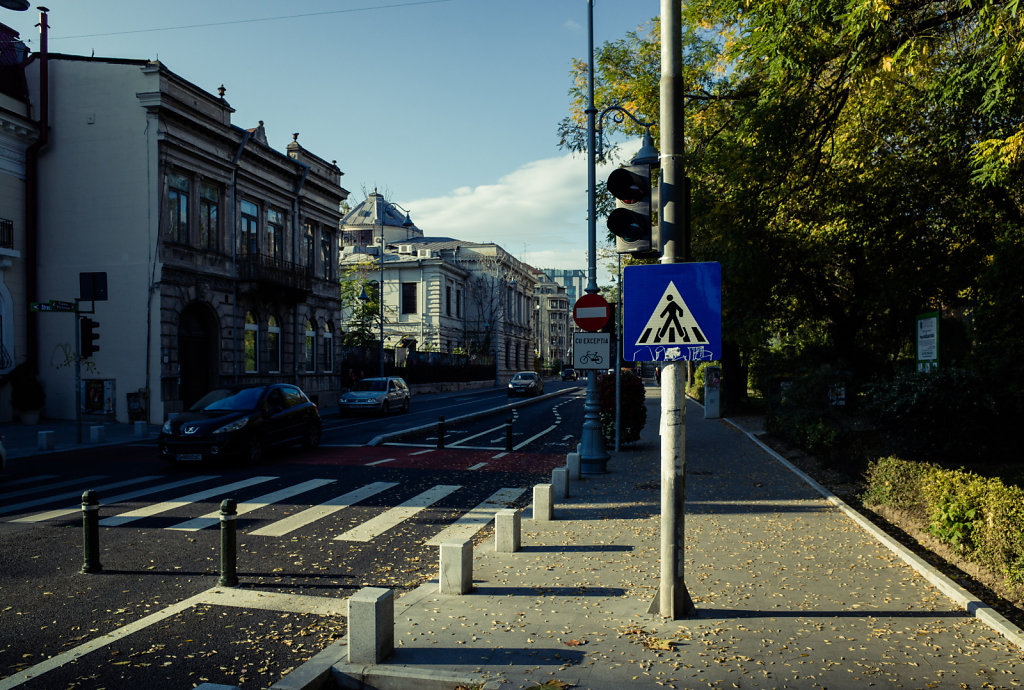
left=1, top=472, right=529, bottom=544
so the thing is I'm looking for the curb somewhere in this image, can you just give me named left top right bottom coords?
left=724, top=417, right=1024, bottom=652
left=366, top=386, right=582, bottom=446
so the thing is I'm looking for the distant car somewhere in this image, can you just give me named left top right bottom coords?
left=339, top=376, right=410, bottom=415
left=159, top=384, right=321, bottom=464
left=508, top=371, right=544, bottom=397
left=560, top=367, right=577, bottom=381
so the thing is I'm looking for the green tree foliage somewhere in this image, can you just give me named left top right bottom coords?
left=563, top=1, right=1024, bottom=398
left=339, top=257, right=380, bottom=348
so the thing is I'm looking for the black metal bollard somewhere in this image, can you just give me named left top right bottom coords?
left=437, top=416, right=446, bottom=449
left=81, top=490, right=102, bottom=574
left=505, top=415, right=514, bottom=452
left=218, top=498, right=238, bottom=587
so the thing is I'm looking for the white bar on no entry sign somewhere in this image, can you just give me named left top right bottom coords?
left=576, top=306, right=607, bottom=318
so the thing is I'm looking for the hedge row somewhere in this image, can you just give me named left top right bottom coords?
left=863, top=456, right=1024, bottom=591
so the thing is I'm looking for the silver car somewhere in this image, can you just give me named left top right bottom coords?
left=508, top=371, right=544, bottom=397
left=339, top=377, right=410, bottom=415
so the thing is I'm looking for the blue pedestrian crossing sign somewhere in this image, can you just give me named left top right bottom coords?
left=623, top=263, right=721, bottom=362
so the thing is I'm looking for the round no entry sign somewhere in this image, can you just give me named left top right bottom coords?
left=573, top=293, right=611, bottom=332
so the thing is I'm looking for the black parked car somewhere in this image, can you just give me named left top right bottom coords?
left=159, top=384, right=321, bottom=464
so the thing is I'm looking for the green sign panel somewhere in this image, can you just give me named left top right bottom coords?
left=916, top=311, right=940, bottom=372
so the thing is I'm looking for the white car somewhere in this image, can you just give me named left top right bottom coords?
left=339, top=377, right=411, bottom=415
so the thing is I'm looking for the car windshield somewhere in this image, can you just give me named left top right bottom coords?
left=190, top=387, right=265, bottom=412
left=513, top=373, right=536, bottom=381
left=352, top=379, right=387, bottom=392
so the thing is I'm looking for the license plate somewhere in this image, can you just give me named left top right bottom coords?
left=176, top=453, right=203, bottom=462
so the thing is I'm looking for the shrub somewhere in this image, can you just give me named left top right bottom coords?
left=597, top=369, right=647, bottom=445
left=686, top=361, right=720, bottom=403
left=862, top=368, right=998, bottom=462
left=863, top=456, right=1024, bottom=591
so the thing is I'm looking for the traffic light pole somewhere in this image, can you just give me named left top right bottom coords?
left=580, top=0, right=609, bottom=473
left=657, top=0, right=695, bottom=619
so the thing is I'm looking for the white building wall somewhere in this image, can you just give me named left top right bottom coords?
left=27, top=59, right=157, bottom=422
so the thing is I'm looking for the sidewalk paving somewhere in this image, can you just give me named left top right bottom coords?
left=282, top=387, right=1024, bottom=689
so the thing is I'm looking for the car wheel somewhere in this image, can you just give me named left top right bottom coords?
left=381, top=400, right=390, bottom=415
left=302, top=423, right=321, bottom=449
left=401, top=398, right=409, bottom=413
left=245, top=437, right=265, bottom=464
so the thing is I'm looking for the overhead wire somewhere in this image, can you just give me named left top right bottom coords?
left=52, top=0, right=455, bottom=41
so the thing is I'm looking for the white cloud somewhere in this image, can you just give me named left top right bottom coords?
left=401, top=143, right=639, bottom=273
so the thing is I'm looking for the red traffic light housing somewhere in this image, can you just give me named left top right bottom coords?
left=80, top=317, right=100, bottom=358
left=607, top=163, right=659, bottom=256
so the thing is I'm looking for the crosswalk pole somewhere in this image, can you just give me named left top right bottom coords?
left=80, top=490, right=101, bottom=574
left=218, top=499, right=238, bottom=587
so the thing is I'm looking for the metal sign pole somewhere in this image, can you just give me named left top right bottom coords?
left=658, top=0, right=694, bottom=619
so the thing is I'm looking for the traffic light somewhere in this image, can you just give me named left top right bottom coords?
left=607, top=163, right=658, bottom=256
left=80, top=317, right=100, bottom=357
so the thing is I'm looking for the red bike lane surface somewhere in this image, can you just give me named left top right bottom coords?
left=293, top=444, right=566, bottom=473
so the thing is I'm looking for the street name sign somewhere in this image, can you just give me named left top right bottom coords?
left=30, top=300, right=77, bottom=313
left=623, top=262, right=721, bottom=362
left=572, top=293, right=611, bottom=332
left=573, top=332, right=611, bottom=370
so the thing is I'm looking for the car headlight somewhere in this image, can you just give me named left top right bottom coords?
left=213, top=417, right=250, bottom=434
left=162, top=420, right=172, bottom=433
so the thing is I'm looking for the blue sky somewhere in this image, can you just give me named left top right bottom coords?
left=4, top=0, right=658, bottom=275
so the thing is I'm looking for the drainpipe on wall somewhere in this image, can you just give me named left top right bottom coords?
left=291, top=163, right=308, bottom=387
left=24, top=6, right=49, bottom=368
left=229, top=129, right=251, bottom=383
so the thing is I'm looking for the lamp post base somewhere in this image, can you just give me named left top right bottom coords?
left=579, top=370, right=609, bottom=474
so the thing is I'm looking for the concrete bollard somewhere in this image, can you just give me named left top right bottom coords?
left=347, top=587, right=394, bottom=664
left=89, top=425, right=106, bottom=443
left=439, top=540, right=473, bottom=594
left=81, top=490, right=102, bottom=573
left=566, top=452, right=580, bottom=481
left=37, top=430, right=55, bottom=451
left=133, top=421, right=147, bottom=437
left=495, top=508, right=521, bottom=553
left=533, top=483, right=553, bottom=522
left=552, top=466, right=568, bottom=499
left=218, top=499, right=238, bottom=587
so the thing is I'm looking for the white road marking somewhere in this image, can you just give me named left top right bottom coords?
left=99, top=476, right=278, bottom=526
left=0, top=474, right=59, bottom=492
left=467, top=462, right=489, bottom=470
left=334, top=484, right=461, bottom=542
left=365, top=457, right=396, bottom=466
left=11, top=475, right=218, bottom=523
left=410, top=449, right=435, bottom=455
left=425, top=487, right=527, bottom=546
left=0, top=587, right=349, bottom=689
left=514, top=424, right=558, bottom=451
left=249, top=481, right=398, bottom=537
left=0, top=476, right=157, bottom=517
left=448, top=422, right=508, bottom=448
left=166, top=478, right=336, bottom=531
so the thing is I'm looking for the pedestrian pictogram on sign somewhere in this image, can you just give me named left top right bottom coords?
left=623, top=262, right=721, bottom=362
left=635, top=281, right=708, bottom=347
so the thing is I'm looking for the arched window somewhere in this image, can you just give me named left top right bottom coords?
left=323, top=322, right=334, bottom=372
left=267, top=315, right=281, bottom=373
left=304, top=319, right=316, bottom=373
left=244, top=311, right=258, bottom=373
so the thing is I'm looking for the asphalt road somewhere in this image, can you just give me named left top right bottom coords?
left=0, top=385, right=587, bottom=689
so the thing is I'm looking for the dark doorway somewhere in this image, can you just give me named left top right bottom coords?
left=179, top=302, right=219, bottom=409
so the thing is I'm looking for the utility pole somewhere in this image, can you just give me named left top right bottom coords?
left=657, top=0, right=695, bottom=619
